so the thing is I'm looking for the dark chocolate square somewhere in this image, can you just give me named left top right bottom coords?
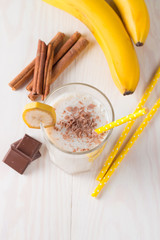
left=16, top=134, right=42, bottom=158
left=3, top=148, right=30, bottom=174
left=12, top=139, right=41, bottom=161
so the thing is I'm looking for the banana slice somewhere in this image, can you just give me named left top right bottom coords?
left=22, top=102, right=56, bottom=129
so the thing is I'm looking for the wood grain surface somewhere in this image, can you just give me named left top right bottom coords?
left=0, top=0, right=160, bottom=239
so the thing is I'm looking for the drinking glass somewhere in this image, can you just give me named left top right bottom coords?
left=41, top=83, right=114, bottom=174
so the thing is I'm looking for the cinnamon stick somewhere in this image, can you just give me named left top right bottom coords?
left=28, top=92, right=38, bottom=101
left=28, top=37, right=89, bottom=101
left=9, top=32, right=65, bottom=90
left=43, top=43, right=55, bottom=100
left=9, top=59, right=35, bottom=90
left=51, top=37, right=89, bottom=85
left=53, top=31, right=81, bottom=65
left=26, top=80, right=33, bottom=91
left=27, top=32, right=81, bottom=92
left=32, top=40, right=47, bottom=95
left=42, top=32, right=81, bottom=99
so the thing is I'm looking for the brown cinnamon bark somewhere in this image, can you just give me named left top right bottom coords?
left=27, top=37, right=89, bottom=101
left=26, top=80, right=33, bottom=91
left=43, top=43, right=55, bottom=100
left=51, top=37, right=89, bottom=85
left=27, top=32, right=82, bottom=93
left=9, top=59, right=35, bottom=90
left=28, top=92, right=38, bottom=101
left=50, top=32, right=65, bottom=48
left=32, top=40, right=47, bottom=95
left=9, top=32, right=65, bottom=90
left=37, top=41, right=47, bottom=95
left=53, top=31, right=81, bottom=65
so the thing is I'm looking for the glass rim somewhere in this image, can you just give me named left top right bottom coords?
left=41, top=82, right=115, bottom=155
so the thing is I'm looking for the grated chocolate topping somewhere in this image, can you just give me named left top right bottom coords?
left=54, top=103, right=106, bottom=149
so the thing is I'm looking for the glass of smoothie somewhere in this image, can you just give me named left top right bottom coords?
left=41, top=83, right=114, bottom=174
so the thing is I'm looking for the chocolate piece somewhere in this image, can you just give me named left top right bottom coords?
left=11, top=139, right=41, bottom=161
left=3, top=135, right=42, bottom=174
left=87, top=104, right=96, bottom=110
left=16, top=134, right=42, bottom=158
left=3, top=147, right=30, bottom=174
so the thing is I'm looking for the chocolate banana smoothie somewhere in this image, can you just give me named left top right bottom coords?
left=43, top=83, right=114, bottom=174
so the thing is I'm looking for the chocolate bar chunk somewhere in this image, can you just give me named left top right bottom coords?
left=3, top=147, right=30, bottom=174
left=11, top=139, right=41, bottom=161
left=3, top=134, right=42, bottom=174
left=16, top=134, right=42, bottom=158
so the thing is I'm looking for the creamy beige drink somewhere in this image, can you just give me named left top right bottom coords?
left=46, top=93, right=109, bottom=152
left=42, top=83, right=114, bottom=174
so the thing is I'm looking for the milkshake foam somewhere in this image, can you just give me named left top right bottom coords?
left=46, top=92, right=109, bottom=152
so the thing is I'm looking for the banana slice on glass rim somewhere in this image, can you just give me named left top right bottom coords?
left=22, top=102, right=56, bottom=129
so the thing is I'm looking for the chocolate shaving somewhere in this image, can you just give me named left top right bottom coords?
left=66, top=106, right=73, bottom=112
left=87, top=104, right=96, bottom=110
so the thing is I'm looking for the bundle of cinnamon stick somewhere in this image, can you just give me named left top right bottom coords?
left=9, top=32, right=89, bottom=101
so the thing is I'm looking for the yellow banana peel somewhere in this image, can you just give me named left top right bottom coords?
left=113, top=0, right=150, bottom=46
left=43, top=0, right=140, bottom=95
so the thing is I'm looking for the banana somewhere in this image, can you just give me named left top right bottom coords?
left=113, top=0, right=150, bottom=46
left=43, top=0, right=140, bottom=95
left=23, top=102, right=56, bottom=128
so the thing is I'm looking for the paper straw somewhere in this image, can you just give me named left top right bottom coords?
left=92, top=98, right=160, bottom=197
left=96, top=67, right=160, bottom=181
left=95, top=108, right=148, bottom=134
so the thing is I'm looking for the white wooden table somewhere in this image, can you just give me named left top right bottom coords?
left=0, top=0, right=160, bottom=239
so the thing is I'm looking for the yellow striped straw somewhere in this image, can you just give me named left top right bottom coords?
left=96, top=67, right=160, bottom=182
left=95, top=108, right=148, bottom=134
left=92, top=98, right=160, bottom=197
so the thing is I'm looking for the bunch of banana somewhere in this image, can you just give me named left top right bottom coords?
left=43, top=0, right=150, bottom=95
